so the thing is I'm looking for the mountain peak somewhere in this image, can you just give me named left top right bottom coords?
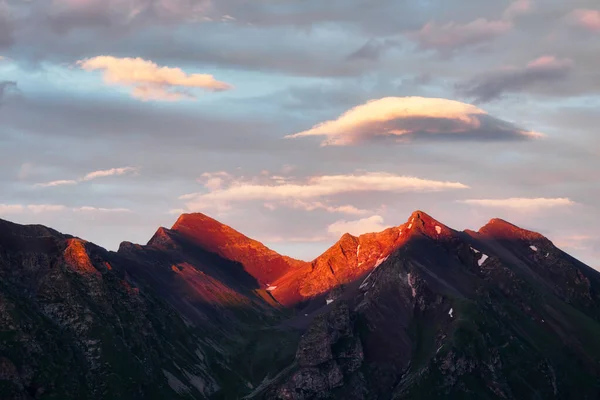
left=479, top=218, right=545, bottom=240
left=405, top=210, right=453, bottom=237
left=169, top=212, right=303, bottom=284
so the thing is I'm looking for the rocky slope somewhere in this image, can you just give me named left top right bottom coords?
left=0, top=219, right=221, bottom=399
left=1, top=211, right=600, bottom=399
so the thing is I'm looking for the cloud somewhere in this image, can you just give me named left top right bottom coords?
left=35, top=166, right=139, bottom=188
left=459, top=197, right=576, bottom=210
left=264, top=200, right=370, bottom=216
left=347, top=38, right=400, bottom=61
left=412, top=19, right=511, bottom=52
left=179, top=171, right=468, bottom=212
left=456, top=56, right=574, bottom=103
left=0, top=204, right=67, bottom=215
left=35, top=180, right=78, bottom=188
left=82, top=166, right=139, bottom=181
left=0, top=204, right=131, bottom=216
left=410, top=1, right=532, bottom=53
left=327, top=215, right=390, bottom=237
left=502, top=0, right=532, bottom=19
left=77, top=56, right=233, bottom=101
left=197, top=171, right=234, bottom=191
left=74, top=206, right=131, bottom=213
left=286, top=97, right=543, bottom=146
left=554, top=235, right=594, bottom=251
left=567, top=9, right=600, bottom=32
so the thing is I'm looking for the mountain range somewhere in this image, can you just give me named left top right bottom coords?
left=1, top=210, right=599, bottom=399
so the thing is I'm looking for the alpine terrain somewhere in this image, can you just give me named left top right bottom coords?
left=1, top=211, right=599, bottom=399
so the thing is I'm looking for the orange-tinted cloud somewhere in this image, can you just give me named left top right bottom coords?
left=77, top=56, right=232, bottom=101
left=286, top=97, right=542, bottom=146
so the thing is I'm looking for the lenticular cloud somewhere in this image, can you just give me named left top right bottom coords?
left=286, top=96, right=543, bottom=146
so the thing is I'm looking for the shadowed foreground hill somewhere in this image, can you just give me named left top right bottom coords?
left=1, top=211, right=600, bottom=399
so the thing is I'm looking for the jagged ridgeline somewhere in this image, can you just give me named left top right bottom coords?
left=1, top=211, right=600, bottom=399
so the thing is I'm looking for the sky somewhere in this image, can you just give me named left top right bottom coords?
left=0, top=0, right=598, bottom=268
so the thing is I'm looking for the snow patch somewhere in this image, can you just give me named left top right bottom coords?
left=408, top=223, right=412, bottom=229
left=545, top=253, right=549, bottom=258
left=470, top=246, right=480, bottom=254
left=326, top=299, right=334, bottom=305
left=530, top=245, right=538, bottom=252
left=478, top=254, right=489, bottom=266
left=435, top=225, right=442, bottom=234
left=356, top=245, right=361, bottom=258
left=266, top=286, right=277, bottom=291
left=448, top=308, right=454, bottom=318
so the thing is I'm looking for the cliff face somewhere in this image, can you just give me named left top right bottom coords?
left=2, top=211, right=600, bottom=400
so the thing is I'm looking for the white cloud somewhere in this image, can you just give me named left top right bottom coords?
left=0, top=204, right=68, bottom=215
left=35, top=167, right=139, bottom=188
left=0, top=205, right=25, bottom=214
left=264, top=200, right=370, bottom=215
left=77, top=56, right=233, bottom=101
left=82, top=166, right=139, bottom=181
left=0, top=204, right=131, bottom=216
left=327, top=215, right=390, bottom=237
left=74, top=207, right=132, bottom=213
left=286, top=97, right=542, bottom=146
left=459, top=197, right=575, bottom=210
left=180, top=171, right=468, bottom=212
left=35, top=180, right=78, bottom=188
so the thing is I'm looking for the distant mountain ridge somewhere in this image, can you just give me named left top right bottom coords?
left=1, top=211, right=600, bottom=399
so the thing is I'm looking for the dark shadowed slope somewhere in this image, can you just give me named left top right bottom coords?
left=0, top=219, right=221, bottom=399
left=1, top=211, right=600, bottom=400
left=255, top=211, right=600, bottom=400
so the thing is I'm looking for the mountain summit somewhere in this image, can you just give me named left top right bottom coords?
left=1, top=211, right=600, bottom=399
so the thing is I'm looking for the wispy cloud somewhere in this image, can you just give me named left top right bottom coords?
left=456, top=56, right=574, bottom=103
left=0, top=204, right=67, bottom=214
left=77, top=56, right=233, bottom=101
left=412, top=19, right=511, bottom=51
left=74, top=207, right=131, bottom=213
left=411, top=0, right=532, bottom=53
left=35, top=167, right=138, bottom=188
left=180, top=171, right=468, bottom=212
left=327, top=215, right=390, bottom=237
left=459, top=197, right=575, bottom=210
left=82, top=166, right=138, bottom=181
left=0, top=204, right=131, bottom=215
left=286, top=97, right=543, bottom=146
left=264, top=200, right=370, bottom=216
left=35, top=180, right=78, bottom=188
